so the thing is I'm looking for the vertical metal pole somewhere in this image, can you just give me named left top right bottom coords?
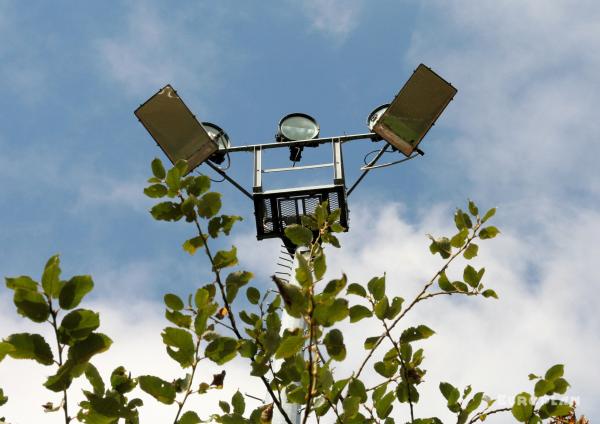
left=272, top=251, right=306, bottom=424
left=253, top=147, right=262, bottom=193
left=332, top=138, right=344, bottom=186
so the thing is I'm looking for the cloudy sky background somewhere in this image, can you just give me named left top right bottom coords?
left=0, top=0, right=598, bottom=422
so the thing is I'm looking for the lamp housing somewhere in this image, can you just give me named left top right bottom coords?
left=276, top=113, right=320, bottom=162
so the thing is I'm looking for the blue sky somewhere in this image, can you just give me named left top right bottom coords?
left=1, top=1, right=599, bottom=422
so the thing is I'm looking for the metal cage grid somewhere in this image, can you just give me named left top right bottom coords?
left=253, top=185, right=348, bottom=240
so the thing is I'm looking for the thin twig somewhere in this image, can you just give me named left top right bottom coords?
left=468, top=407, right=511, bottom=423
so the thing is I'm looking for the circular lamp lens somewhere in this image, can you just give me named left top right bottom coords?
left=367, top=104, right=389, bottom=131
left=278, top=113, right=320, bottom=141
left=202, top=122, right=230, bottom=150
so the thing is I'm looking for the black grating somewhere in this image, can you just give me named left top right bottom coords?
left=253, top=185, right=348, bottom=240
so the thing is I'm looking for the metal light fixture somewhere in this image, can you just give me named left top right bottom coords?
left=372, top=64, right=457, bottom=156
left=134, top=85, right=217, bottom=174
left=202, top=122, right=231, bottom=165
left=276, top=113, right=320, bottom=162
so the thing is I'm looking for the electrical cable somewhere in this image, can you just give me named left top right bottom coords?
left=360, top=152, right=420, bottom=170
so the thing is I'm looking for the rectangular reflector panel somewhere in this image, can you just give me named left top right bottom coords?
left=373, top=64, right=457, bottom=156
left=134, top=85, right=217, bottom=173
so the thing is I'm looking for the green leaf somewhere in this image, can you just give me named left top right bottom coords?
left=246, top=287, right=261, bottom=305
left=139, top=375, right=176, bottom=404
left=295, top=252, right=313, bottom=288
left=68, top=333, right=112, bottom=365
left=468, top=200, right=479, bottom=216
left=374, top=296, right=389, bottom=320
left=150, top=201, right=183, bottom=221
left=348, top=379, right=367, bottom=403
left=161, top=327, right=195, bottom=368
left=313, top=298, right=348, bottom=327
left=165, top=166, right=182, bottom=191
left=367, top=276, right=385, bottom=301
left=208, top=215, right=242, bottom=238
left=187, top=175, right=210, bottom=197
left=429, top=236, right=452, bottom=259
left=13, top=288, right=49, bottom=322
left=213, top=247, right=238, bottom=270
left=482, top=289, right=498, bottom=299
left=465, top=392, right=484, bottom=414
left=59, top=275, right=94, bottom=310
left=375, top=391, right=395, bottom=418
left=164, top=294, right=184, bottom=311
left=343, top=396, right=360, bottom=418
left=438, top=271, right=455, bottom=292
left=511, top=392, right=534, bottom=422
left=463, top=243, right=479, bottom=260
left=463, top=265, right=483, bottom=288
left=178, top=411, right=201, bottom=424
left=479, top=226, right=500, bottom=239
left=349, top=305, right=373, bottom=323
left=42, top=255, right=62, bottom=298
left=284, top=224, right=313, bottom=246
left=314, top=252, right=326, bottom=280
left=400, top=325, right=435, bottom=343
left=197, top=192, right=222, bottom=218
left=59, top=309, right=100, bottom=341
left=374, top=360, right=397, bottom=378
left=552, top=377, right=569, bottom=394
left=439, top=382, right=460, bottom=406
left=0, top=388, right=7, bottom=407
left=205, top=337, right=239, bottom=365
left=482, top=207, right=496, bottom=223
left=225, top=271, right=253, bottom=303
left=182, top=235, right=207, bottom=255
left=151, top=158, right=166, bottom=179
left=144, top=184, right=168, bottom=198
left=84, top=363, right=105, bottom=395
left=534, top=379, right=554, bottom=397
left=323, top=329, right=346, bottom=361
left=5, top=275, right=38, bottom=291
left=347, top=283, right=367, bottom=297
left=275, top=333, right=305, bottom=359
left=450, top=229, right=469, bottom=248
left=385, top=296, right=404, bottom=320
left=273, top=277, right=307, bottom=318
left=453, top=281, right=469, bottom=292
left=0, top=342, right=15, bottom=362
left=364, top=336, right=380, bottom=350
left=232, top=390, right=245, bottom=415
left=544, top=364, right=564, bottom=381
left=111, top=366, right=136, bottom=394
left=5, top=333, right=53, bottom=365
left=194, top=288, right=210, bottom=309
left=44, top=361, right=75, bottom=392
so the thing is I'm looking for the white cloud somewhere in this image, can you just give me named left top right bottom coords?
left=299, top=0, right=364, bottom=42
left=95, top=3, right=221, bottom=97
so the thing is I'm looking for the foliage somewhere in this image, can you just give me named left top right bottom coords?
left=0, top=158, right=582, bottom=423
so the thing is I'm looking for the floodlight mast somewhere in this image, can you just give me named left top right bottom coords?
left=134, top=63, right=456, bottom=424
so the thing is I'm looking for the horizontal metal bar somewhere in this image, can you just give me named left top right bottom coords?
left=222, top=132, right=376, bottom=153
left=263, top=162, right=333, bottom=173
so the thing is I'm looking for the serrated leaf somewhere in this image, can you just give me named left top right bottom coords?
left=463, top=243, right=479, bottom=260
left=400, top=325, right=435, bottom=343
left=84, top=363, right=105, bottom=395
left=13, top=288, right=49, bottom=322
left=59, top=275, right=94, bottom=310
left=232, top=390, right=245, bottom=415
left=314, top=252, right=326, bottom=280
left=367, top=276, right=385, bottom=301
left=511, top=392, right=534, bottom=421
left=5, top=275, right=38, bottom=291
left=144, top=184, right=168, bottom=198
left=5, top=333, right=53, bottom=365
left=197, top=192, right=222, bottom=218
left=284, top=224, right=313, bottom=246
left=161, top=327, right=195, bottom=368
left=42, top=255, right=62, bottom=298
left=544, top=364, right=564, bottom=381
left=182, top=235, right=207, bottom=255
left=225, top=271, right=253, bottom=303
left=349, top=305, right=372, bottom=323
left=246, top=287, right=260, bottom=305
left=213, top=247, right=238, bottom=270
left=479, top=226, right=500, bottom=239
left=347, top=283, right=367, bottom=297
left=275, top=333, right=305, bottom=359
left=323, top=329, right=346, bottom=361
left=164, top=294, right=184, bottom=311
left=151, top=158, right=166, bottom=179
left=187, top=175, right=210, bottom=197
left=150, top=201, right=183, bottom=221
left=59, top=309, right=100, bottom=341
left=139, top=375, right=176, bottom=404
left=178, top=410, right=201, bottom=424
left=205, top=337, right=238, bottom=365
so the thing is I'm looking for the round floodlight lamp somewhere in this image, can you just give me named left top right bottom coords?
left=277, top=113, right=320, bottom=142
left=202, top=122, right=231, bottom=165
left=367, top=104, right=389, bottom=131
